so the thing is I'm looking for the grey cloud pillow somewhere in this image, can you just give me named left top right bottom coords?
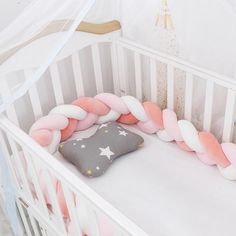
left=59, top=122, right=144, bottom=177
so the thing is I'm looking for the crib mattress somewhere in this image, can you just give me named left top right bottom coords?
left=56, top=125, right=236, bottom=236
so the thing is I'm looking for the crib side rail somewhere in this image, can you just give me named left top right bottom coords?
left=0, top=28, right=121, bottom=126
left=115, top=38, right=236, bottom=143
left=2, top=27, right=236, bottom=143
left=0, top=115, right=149, bottom=236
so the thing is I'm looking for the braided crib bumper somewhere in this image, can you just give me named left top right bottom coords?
left=29, top=93, right=236, bottom=181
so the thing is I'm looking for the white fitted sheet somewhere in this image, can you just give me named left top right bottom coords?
left=55, top=125, right=236, bottom=236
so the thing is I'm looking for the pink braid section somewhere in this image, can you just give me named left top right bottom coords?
left=29, top=93, right=236, bottom=181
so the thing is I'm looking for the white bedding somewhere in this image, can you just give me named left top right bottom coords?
left=56, top=125, right=236, bottom=236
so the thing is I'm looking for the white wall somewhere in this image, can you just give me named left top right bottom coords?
left=1, top=0, right=236, bottom=77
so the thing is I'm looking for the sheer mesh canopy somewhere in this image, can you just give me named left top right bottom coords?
left=1, top=0, right=236, bottom=113
left=0, top=0, right=95, bottom=113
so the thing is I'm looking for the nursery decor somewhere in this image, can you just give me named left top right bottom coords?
left=155, top=0, right=178, bottom=55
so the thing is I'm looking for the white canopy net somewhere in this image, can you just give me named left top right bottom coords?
left=0, top=0, right=236, bottom=113
left=0, top=0, right=95, bottom=113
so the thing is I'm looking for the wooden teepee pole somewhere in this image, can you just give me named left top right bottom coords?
left=156, top=0, right=174, bottom=30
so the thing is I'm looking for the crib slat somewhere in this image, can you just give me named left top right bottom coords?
left=28, top=214, right=40, bottom=236
left=22, top=149, right=50, bottom=218
left=25, top=70, right=43, bottom=120
left=184, top=72, right=193, bottom=121
left=40, top=228, right=47, bottom=236
left=0, top=78, right=19, bottom=126
left=117, top=46, right=128, bottom=95
left=17, top=200, right=33, bottom=236
left=167, top=64, right=174, bottom=109
left=7, top=135, right=34, bottom=203
left=150, top=58, right=158, bottom=103
left=71, top=53, right=85, bottom=97
left=113, top=227, right=125, bottom=236
left=93, top=211, right=101, bottom=236
left=50, top=63, right=64, bottom=105
left=222, top=89, right=236, bottom=142
left=112, top=222, right=127, bottom=236
left=28, top=85, right=43, bottom=119
left=61, top=183, right=83, bottom=236
left=42, top=171, right=67, bottom=235
left=91, top=44, right=104, bottom=93
left=87, top=207, right=101, bottom=236
left=134, top=52, right=142, bottom=100
left=76, top=197, right=101, bottom=236
left=111, top=43, right=120, bottom=95
left=0, top=130, right=20, bottom=190
left=115, top=232, right=124, bottom=236
left=203, top=80, right=214, bottom=131
left=75, top=197, right=88, bottom=233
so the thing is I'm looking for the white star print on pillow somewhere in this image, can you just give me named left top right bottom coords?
left=99, top=146, right=114, bottom=160
left=119, top=130, right=128, bottom=136
left=99, top=123, right=108, bottom=129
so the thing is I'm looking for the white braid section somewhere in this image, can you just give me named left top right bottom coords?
left=96, top=110, right=120, bottom=124
left=47, top=131, right=61, bottom=154
left=96, top=95, right=149, bottom=124
left=49, top=105, right=87, bottom=120
left=121, top=96, right=148, bottom=122
left=178, top=120, right=205, bottom=153
left=218, top=165, right=236, bottom=181
left=157, top=130, right=174, bottom=142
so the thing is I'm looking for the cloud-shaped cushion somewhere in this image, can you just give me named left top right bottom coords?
left=59, top=122, right=144, bottom=177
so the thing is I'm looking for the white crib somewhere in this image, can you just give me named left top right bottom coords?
left=0, top=24, right=236, bottom=236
